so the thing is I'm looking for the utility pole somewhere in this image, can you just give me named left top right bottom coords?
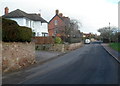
left=109, top=22, right=111, bottom=43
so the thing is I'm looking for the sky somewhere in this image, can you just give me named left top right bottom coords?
left=0, top=0, right=119, bottom=35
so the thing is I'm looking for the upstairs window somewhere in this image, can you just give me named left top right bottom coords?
left=26, top=19, right=29, bottom=26
left=33, top=22, right=34, bottom=28
left=54, top=20, right=58, bottom=25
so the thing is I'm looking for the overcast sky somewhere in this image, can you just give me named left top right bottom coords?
left=0, top=0, right=119, bottom=34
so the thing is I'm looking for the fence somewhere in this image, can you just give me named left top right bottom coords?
left=32, top=36, right=54, bottom=44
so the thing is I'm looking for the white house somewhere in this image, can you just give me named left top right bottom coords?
left=2, top=7, right=48, bottom=36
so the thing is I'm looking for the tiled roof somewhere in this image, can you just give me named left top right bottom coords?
left=48, top=14, right=63, bottom=24
left=48, top=14, right=70, bottom=24
left=2, top=9, right=47, bottom=23
left=28, top=14, right=47, bottom=23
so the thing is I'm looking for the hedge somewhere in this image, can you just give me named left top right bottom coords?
left=18, top=26, right=32, bottom=42
left=2, top=18, right=32, bottom=42
left=2, top=18, right=19, bottom=42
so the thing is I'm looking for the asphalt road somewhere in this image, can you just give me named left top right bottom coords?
left=20, top=43, right=120, bottom=84
left=3, top=43, right=120, bottom=84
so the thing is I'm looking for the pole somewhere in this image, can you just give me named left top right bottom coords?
left=109, top=22, right=111, bottom=43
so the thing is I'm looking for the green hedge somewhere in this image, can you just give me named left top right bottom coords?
left=2, top=18, right=19, bottom=42
left=2, top=18, right=32, bottom=42
left=18, top=26, right=32, bottom=42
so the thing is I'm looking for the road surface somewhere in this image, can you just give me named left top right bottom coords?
left=3, top=42, right=120, bottom=84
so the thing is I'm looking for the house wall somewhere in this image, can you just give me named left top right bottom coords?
left=40, top=23, right=48, bottom=36
left=9, top=18, right=26, bottom=26
left=34, top=21, right=48, bottom=36
left=9, top=18, right=32, bottom=28
left=34, top=21, right=42, bottom=36
left=8, top=18, right=48, bottom=37
left=25, top=18, right=31, bottom=27
left=30, top=20, right=35, bottom=32
left=48, top=16, right=65, bottom=36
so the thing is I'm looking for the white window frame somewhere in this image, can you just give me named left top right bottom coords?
left=54, top=20, right=58, bottom=25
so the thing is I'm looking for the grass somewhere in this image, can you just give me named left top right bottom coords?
left=109, top=43, right=120, bottom=52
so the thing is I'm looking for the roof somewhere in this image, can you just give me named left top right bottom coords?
left=2, top=9, right=48, bottom=23
left=48, top=14, right=63, bottom=24
left=48, top=14, right=70, bottom=25
left=28, top=14, right=47, bottom=23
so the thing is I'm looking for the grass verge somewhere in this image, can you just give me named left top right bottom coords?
left=109, top=43, right=120, bottom=52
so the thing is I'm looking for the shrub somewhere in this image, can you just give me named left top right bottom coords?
left=32, top=32, right=36, bottom=37
left=18, top=26, right=32, bottom=42
left=2, top=18, right=32, bottom=42
left=54, top=37, right=62, bottom=44
left=2, top=18, right=19, bottom=42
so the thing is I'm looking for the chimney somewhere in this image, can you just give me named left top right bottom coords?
left=55, top=9, right=59, bottom=15
left=59, top=13, right=63, bottom=17
left=38, top=13, right=41, bottom=17
left=5, top=7, right=9, bottom=15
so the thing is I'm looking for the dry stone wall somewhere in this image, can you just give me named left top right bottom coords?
left=49, top=42, right=83, bottom=52
left=67, top=42, right=83, bottom=51
left=0, top=42, right=1, bottom=86
left=2, top=42, right=35, bottom=73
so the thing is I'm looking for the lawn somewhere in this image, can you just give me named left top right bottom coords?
left=109, top=43, right=120, bottom=52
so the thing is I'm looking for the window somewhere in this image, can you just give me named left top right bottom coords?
left=42, top=32, right=48, bottom=37
left=26, top=19, right=29, bottom=26
left=37, top=32, right=39, bottom=36
left=54, top=20, right=58, bottom=25
left=33, top=22, right=34, bottom=28
left=30, top=21, right=31, bottom=27
left=54, top=27, right=59, bottom=34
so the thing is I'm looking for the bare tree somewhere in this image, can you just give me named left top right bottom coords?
left=98, top=26, right=119, bottom=42
left=64, top=19, right=82, bottom=43
left=65, top=19, right=82, bottom=37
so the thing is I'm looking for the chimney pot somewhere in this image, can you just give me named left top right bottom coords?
left=5, top=7, right=9, bottom=15
left=38, top=13, right=41, bottom=17
left=55, top=9, right=59, bottom=15
left=59, top=13, right=63, bottom=17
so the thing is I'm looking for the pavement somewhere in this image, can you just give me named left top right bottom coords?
left=101, top=43, right=120, bottom=63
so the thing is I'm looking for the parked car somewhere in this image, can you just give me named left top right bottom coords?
left=84, top=39, right=91, bottom=44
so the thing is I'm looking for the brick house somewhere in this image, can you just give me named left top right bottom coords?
left=83, top=33, right=92, bottom=38
left=48, top=10, right=70, bottom=37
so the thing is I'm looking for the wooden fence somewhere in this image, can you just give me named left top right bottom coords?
left=32, top=36, right=54, bottom=44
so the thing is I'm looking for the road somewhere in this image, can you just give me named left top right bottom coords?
left=3, top=43, right=120, bottom=84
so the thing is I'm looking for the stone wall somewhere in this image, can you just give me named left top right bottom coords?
left=0, top=42, right=1, bottom=86
left=2, top=42, right=35, bottom=73
left=67, top=42, right=83, bottom=51
left=48, top=42, right=83, bottom=52
left=0, top=42, right=2, bottom=72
